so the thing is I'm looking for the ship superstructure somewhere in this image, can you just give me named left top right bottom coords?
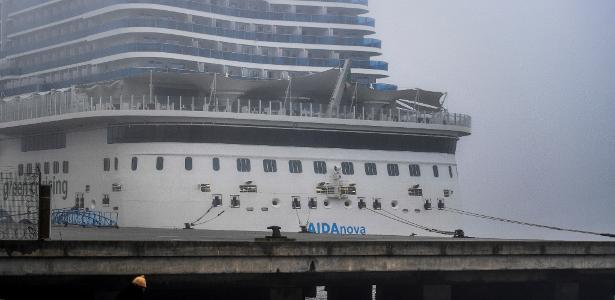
left=0, top=0, right=387, bottom=96
left=0, top=0, right=471, bottom=236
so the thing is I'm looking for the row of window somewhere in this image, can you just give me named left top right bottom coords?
left=124, top=156, right=455, bottom=178
left=18, top=161, right=68, bottom=175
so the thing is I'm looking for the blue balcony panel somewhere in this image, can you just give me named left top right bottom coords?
left=9, top=0, right=375, bottom=34
left=0, top=42, right=388, bottom=77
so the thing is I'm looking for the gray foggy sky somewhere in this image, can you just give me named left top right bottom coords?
left=370, top=0, right=615, bottom=240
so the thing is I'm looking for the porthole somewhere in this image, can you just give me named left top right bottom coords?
left=323, top=200, right=331, bottom=208
left=344, top=200, right=352, bottom=208
left=391, top=200, right=399, bottom=209
left=272, top=198, right=280, bottom=207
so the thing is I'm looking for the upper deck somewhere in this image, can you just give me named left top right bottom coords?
left=0, top=94, right=471, bottom=138
left=0, top=68, right=471, bottom=138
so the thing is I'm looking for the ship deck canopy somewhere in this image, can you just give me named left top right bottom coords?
left=3, top=67, right=445, bottom=111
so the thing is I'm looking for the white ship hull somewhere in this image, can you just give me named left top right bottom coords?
left=1, top=125, right=463, bottom=236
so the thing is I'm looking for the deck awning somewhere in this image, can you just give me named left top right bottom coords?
left=19, top=67, right=446, bottom=111
left=343, top=83, right=444, bottom=110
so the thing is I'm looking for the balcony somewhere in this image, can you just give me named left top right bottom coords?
left=4, top=18, right=381, bottom=58
left=9, top=0, right=375, bottom=34
left=0, top=42, right=388, bottom=77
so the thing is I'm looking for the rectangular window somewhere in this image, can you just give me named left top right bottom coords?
left=53, top=161, right=60, bottom=174
left=409, top=188, right=423, bottom=197
left=387, top=164, right=399, bottom=176
left=156, top=157, right=164, bottom=171
left=103, top=158, right=110, bottom=171
left=341, top=162, right=354, bottom=175
left=18, top=164, right=24, bottom=176
left=212, top=194, right=222, bottom=207
left=433, top=165, right=439, bottom=178
left=231, top=195, right=240, bottom=208
left=62, top=161, right=69, bottom=174
left=213, top=157, right=220, bottom=171
left=200, top=184, right=211, bottom=192
left=409, top=164, right=421, bottom=177
left=114, top=157, right=119, bottom=171
left=240, top=183, right=257, bottom=193
left=44, top=162, right=50, bottom=174
left=449, top=166, right=454, bottom=178
left=26, top=163, right=32, bottom=174
left=236, top=158, right=251, bottom=172
left=313, top=161, right=327, bottom=174
left=131, top=157, right=138, bottom=171
left=263, top=159, right=277, bottom=173
left=292, top=196, right=301, bottom=209
left=35, top=163, right=41, bottom=173
left=21, top=132, right=66, bottom=152
left=288, top=160, right=303, bottom=173
left=308, top=197, right=317, bottom=209
left=365, top=163, right=377, bottom=176
left=185, top=157, right=193, bottom=171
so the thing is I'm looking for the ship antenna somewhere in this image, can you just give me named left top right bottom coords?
left=209, top=73, right=217, bottom=103
left=283, top=77, right=292, bottom=111
left=149, top=69, right=154, bottom=103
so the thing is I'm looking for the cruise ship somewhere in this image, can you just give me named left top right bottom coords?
left=0, top=0, right=471, bottom=236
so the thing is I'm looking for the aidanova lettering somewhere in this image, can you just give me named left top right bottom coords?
left=307, top=222, right=367, bottom=235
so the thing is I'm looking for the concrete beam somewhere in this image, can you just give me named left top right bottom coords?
left=1, top=240, right=615, bottom=278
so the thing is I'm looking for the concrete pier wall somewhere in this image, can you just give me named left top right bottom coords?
left=1, top=230, right=614, bottom=299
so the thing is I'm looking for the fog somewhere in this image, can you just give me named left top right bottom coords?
left=371, top=0, right=615, bottom=240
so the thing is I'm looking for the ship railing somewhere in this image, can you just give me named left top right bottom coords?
left=51, top=208, right=118, bottom=228
left=0, top=95, right=472, bottom=129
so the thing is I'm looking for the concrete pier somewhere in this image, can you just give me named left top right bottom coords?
left=0, top=227, right=614, bottom=299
